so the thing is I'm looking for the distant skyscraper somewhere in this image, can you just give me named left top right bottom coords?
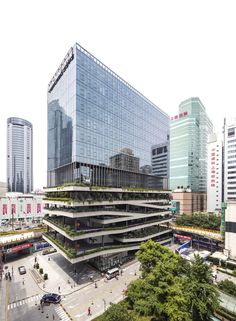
left=223, top=119, right=236, bottom=201
left=170, top=97, right=213, bottom=192
left=7, top=117, right=33, bottom=193
left=207, top=133, right=223, bottom=212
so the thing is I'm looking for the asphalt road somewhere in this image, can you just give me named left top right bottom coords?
left=2, top=252, right=140, bottom=321
left=61, top=261, right=140, bottom=321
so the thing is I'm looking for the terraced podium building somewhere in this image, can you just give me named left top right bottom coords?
left=43, top=186, right=172, bottom=270
left=44, top=43, right=172, bottom=269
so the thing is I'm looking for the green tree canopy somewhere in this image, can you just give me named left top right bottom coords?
left=102, top=303, right=137, bottom=321
left=127, top=240, right=219, bottom=321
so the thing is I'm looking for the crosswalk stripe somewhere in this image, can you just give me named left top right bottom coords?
left=8, top=294, right=41, bottom=310
left=55, top=306, right=70, bottom=321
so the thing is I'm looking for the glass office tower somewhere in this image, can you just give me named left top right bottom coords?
left=170, top=98, right=213, bottom=192
left=7, top=117, right=33, bottom=193
left=47, top=43, right=169, bottom=188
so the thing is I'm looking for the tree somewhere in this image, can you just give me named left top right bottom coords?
left=128, top=241, right=191, bottom=321
left=185, top=255, right=219, bottom=321
left=102, top=303, right=137, bottom=321
left=136, top=239, right=178, bottom=277
left=127, top=241, right=219, bottom=321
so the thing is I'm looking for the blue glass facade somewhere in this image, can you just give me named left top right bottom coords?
left=47, top=44, right=169, bottom=187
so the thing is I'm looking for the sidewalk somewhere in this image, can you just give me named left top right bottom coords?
left=0, top=278, right=8, bottom=321
left=29, top=252, right=101, bottom=296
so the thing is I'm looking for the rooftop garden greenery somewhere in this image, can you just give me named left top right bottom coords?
left=43, top=232, right=147, bottom=259
left=43, top=216, right=171, bottom=238
left=175, top=212, right=221, bottom=230
left=44, top=190, right=170, bottom=204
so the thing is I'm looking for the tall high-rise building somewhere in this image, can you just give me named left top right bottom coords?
left=47, top=43, right=169, bottom=188
left=170, top=97, right=213, bottom=192
left=223, top=119, right=236, bottom=201
left=43, top=43, right=172, bottom=270
left=7, top=117, right=33, bottom=194
left=207, top=133, right=223, bottom=212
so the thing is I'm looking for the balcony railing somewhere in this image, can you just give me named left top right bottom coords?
left=43, top=232, right=172, bottom=260
left=43, top=215, right=172, bottom=238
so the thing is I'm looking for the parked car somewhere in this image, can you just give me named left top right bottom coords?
left=18, top=266, right=26, bottom=275
left=40, top=293, right=61, bottom=304
left=105, top=267, right=119, bottom=280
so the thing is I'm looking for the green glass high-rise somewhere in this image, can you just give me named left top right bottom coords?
left=170, top=98, right=213, bottom=192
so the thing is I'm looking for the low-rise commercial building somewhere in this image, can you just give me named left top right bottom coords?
left=43, top=185, right=172, bottom=271
left=0, top=193, right=44, bottom=225
left=172, top=188, right=207, bottom=214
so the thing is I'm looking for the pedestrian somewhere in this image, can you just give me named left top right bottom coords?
left=53, top=314, right=55, bottom=320
left=87, top=306, right=91, bottom=316
left=58, top=286, right=60, bottom=293
left=134, top=271, right=137, bottom=276
left=95, top=282, right=97, bottom=288
left=22, top=278, right=24, bottom=285
left=120, top=269, right=123, bottom=276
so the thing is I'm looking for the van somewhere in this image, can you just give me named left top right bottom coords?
left=105, top=267, right=119, bottom=280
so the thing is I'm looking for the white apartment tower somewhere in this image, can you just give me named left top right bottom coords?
left=207, top=133, right=223, bottom=212
left=7, top=117, right=33, bottom=194
left=223, top=119, right=236, bottom=202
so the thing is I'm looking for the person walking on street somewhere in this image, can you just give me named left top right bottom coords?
left=88, top=306, right=91, bottom=316
left=58, top=286, right=60, bottom=293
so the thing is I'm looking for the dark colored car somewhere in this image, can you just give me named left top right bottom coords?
left=40, top=293, right=61, bottom=304
left=18, top=266, right=26, bottom=275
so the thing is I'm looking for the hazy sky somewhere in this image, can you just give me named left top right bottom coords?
left=1, top=0, right=236, bottom=189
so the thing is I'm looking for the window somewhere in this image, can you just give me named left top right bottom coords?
left=228, top=128, right=235, bottom=137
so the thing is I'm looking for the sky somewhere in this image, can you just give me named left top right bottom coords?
left=0, top=0, right=236, bottom=189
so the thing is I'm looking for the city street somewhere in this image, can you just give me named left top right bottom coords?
left=1, top=251, right=140, bottom=321
left=61, top=261, right=140, bottom=321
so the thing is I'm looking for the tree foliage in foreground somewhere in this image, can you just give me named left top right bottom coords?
left=126, top=240, right=219, bottom=321
left=102, top=303, right=137, bottom=321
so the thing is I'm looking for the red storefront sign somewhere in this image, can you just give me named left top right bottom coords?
left=36, top=203, right=41, bottom=214
left=3, top=204, right=7, bottom=215
left=26, top=204, right=31, bottom=214
left=174, top=234, right=192, bottom=240
left=7, top=243, right=33, bottom=253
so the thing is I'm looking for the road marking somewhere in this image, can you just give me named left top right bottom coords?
left=55, top=305, right=71, bottom=321
left=8, top=294, right=41, bottom=310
